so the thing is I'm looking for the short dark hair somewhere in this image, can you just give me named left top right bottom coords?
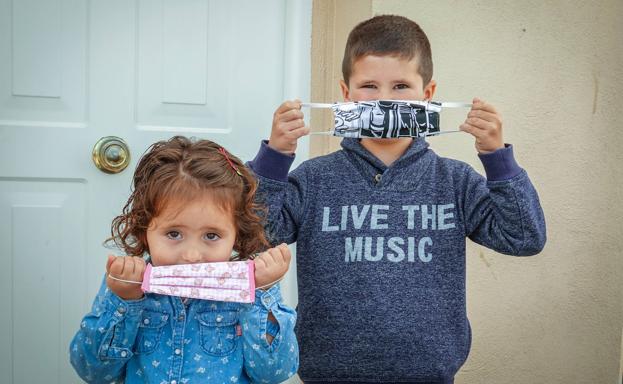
left=342, top=15, right=433, bottom=87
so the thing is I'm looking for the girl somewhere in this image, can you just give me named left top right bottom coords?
left=70, top=136, right=298, bottom=383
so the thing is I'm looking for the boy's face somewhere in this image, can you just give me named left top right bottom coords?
left=340, top=54, right=436, bottom=102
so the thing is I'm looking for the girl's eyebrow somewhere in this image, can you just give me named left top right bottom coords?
left=162, top=223, right=230, bottom=233
left=200, top=225, right=229, bottom=232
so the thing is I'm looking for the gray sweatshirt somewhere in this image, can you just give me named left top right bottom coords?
left=248, top=138, right=546, bottom=383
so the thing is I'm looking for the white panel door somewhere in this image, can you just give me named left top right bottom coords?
left=0, top=0, right=310, bottom=382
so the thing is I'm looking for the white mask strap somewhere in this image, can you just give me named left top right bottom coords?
left=309, top=129, right=462, bottom=136
left=301, top=102, right=333, bottom=108
left=301, top=101, right=472, bottom=109
left=255, top=276, right=285, bottom=290
left=108, top=274, right=142, bottom=285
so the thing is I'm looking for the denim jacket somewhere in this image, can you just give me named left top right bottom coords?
left=70, top=277, right=298, bottom=383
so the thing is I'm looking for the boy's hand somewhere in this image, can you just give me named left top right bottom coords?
left=459, top=98, right=504, bottom=154
left=106, top=255, right=146, bottom=300
left=269, top=99, right=309, bottom=154
left=254, top=243, right=291, bottom=290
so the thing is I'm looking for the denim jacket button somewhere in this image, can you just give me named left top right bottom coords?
left=262, top=296, right=272, bottom=307
left=120, top=350, right=127, bottom=358
left=174, top=348, right=181, bottom=355
left=216, top=315, right=223, bottom=323
left=143, top=318, right=150, bottom=325
left=117, top=307, right=126, bottom=314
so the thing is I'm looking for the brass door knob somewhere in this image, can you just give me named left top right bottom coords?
left=92, top=136, right=130, bottom=174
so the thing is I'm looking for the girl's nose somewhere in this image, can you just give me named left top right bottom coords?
left=182, top=248, right=203, bottom=263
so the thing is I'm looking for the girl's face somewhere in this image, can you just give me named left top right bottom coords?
left=146, top=195, right=237, bottom=266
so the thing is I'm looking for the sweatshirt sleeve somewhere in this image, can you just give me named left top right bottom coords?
left=461, top=145, right=547, bottom=256
left=247, top=140, right=309, bottom=245
left=69, top=277, right=146, bottom=383
left=239, top=284, right=299, bottom=383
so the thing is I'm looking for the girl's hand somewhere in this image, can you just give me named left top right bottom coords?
left=254, top=244, right=291, bottom=290
left=106, top=255, right=146, bottom=300
left=459, top=98, right=505, bottom=154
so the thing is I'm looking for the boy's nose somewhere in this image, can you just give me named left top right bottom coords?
left=378, top=87, right=394, bottom=100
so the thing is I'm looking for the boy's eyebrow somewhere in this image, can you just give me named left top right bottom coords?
left=353, top=78, right=414, bottom=84
left=351, top=77, right=377, bottom=83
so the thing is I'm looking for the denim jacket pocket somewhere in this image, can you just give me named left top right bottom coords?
left=134, top=310, right=169, bottom=354
left=196, top=310, right=238, bottom=356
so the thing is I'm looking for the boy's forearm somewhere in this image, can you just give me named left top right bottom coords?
left=247, top=140, right=295, bottom=182
left=478, top=144, right=521, bottom=181
left=465, top=166, right=546, bottom=255
left=248, top=141, right=308, bottom=245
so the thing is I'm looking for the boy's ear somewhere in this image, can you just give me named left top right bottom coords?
left=339, top=80, right=351, bottom=101
left=424, top=80, right=437, bottom=100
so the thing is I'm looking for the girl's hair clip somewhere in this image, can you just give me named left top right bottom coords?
left=218, top=147, right=243, bottom=177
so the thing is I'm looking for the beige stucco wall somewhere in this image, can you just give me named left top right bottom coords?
left=310, top=1, right=623, bottom=383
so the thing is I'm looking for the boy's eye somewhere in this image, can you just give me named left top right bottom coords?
left=394, top=84, right=409, bottom=90
left=361, top=84, right=377, bottom=89
left=204, top=233, right=221, bottom=241
left=166, top=231, right=182, bottom=240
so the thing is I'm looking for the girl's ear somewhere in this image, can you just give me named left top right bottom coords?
left=137, top=232, right=149, bottom=255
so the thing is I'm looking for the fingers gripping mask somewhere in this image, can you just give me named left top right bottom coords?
left=109, top=260, right=256, bottom=303
left=304, top=100, right=471, bottom=138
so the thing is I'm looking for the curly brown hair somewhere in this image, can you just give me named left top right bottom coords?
left=108, top=136, right=268, bottom=259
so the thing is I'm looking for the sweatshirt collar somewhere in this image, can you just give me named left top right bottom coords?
left=340, top=138, right=433, bottom=190
left=340, top=138, right=430, bottom=171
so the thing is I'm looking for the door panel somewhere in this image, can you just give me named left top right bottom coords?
left=0, top=179, right=87, bottom=382
left=3, top=0, right=87, bottom=126
left=0, top=1, right=310, bottom=382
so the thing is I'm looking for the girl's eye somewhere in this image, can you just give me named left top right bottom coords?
left=166, top=231, right=182, bottom=240
left=204, top=233, right=221, bottom=241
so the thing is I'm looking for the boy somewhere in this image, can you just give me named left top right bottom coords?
left=249, top=15, right=546, bottom=383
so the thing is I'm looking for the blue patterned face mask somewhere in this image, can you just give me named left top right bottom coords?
left=304, top=100, right=471, bottom=138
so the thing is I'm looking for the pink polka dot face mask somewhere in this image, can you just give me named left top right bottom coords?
left=109, top=260, right=256, bottom=303
left=142, top=260, right=255, bottom=303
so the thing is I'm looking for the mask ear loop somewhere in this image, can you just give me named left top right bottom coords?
left=427, top=102, right=472, bottom=135
left=301, top=102, right=334, bottom=108
left=108, top=274, right=143, bottom=285
left=255, top=276, right=285, bottom=290
left=302, top=102, right=343, bottom=135
left=441, top=102, right=472, bottom=108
